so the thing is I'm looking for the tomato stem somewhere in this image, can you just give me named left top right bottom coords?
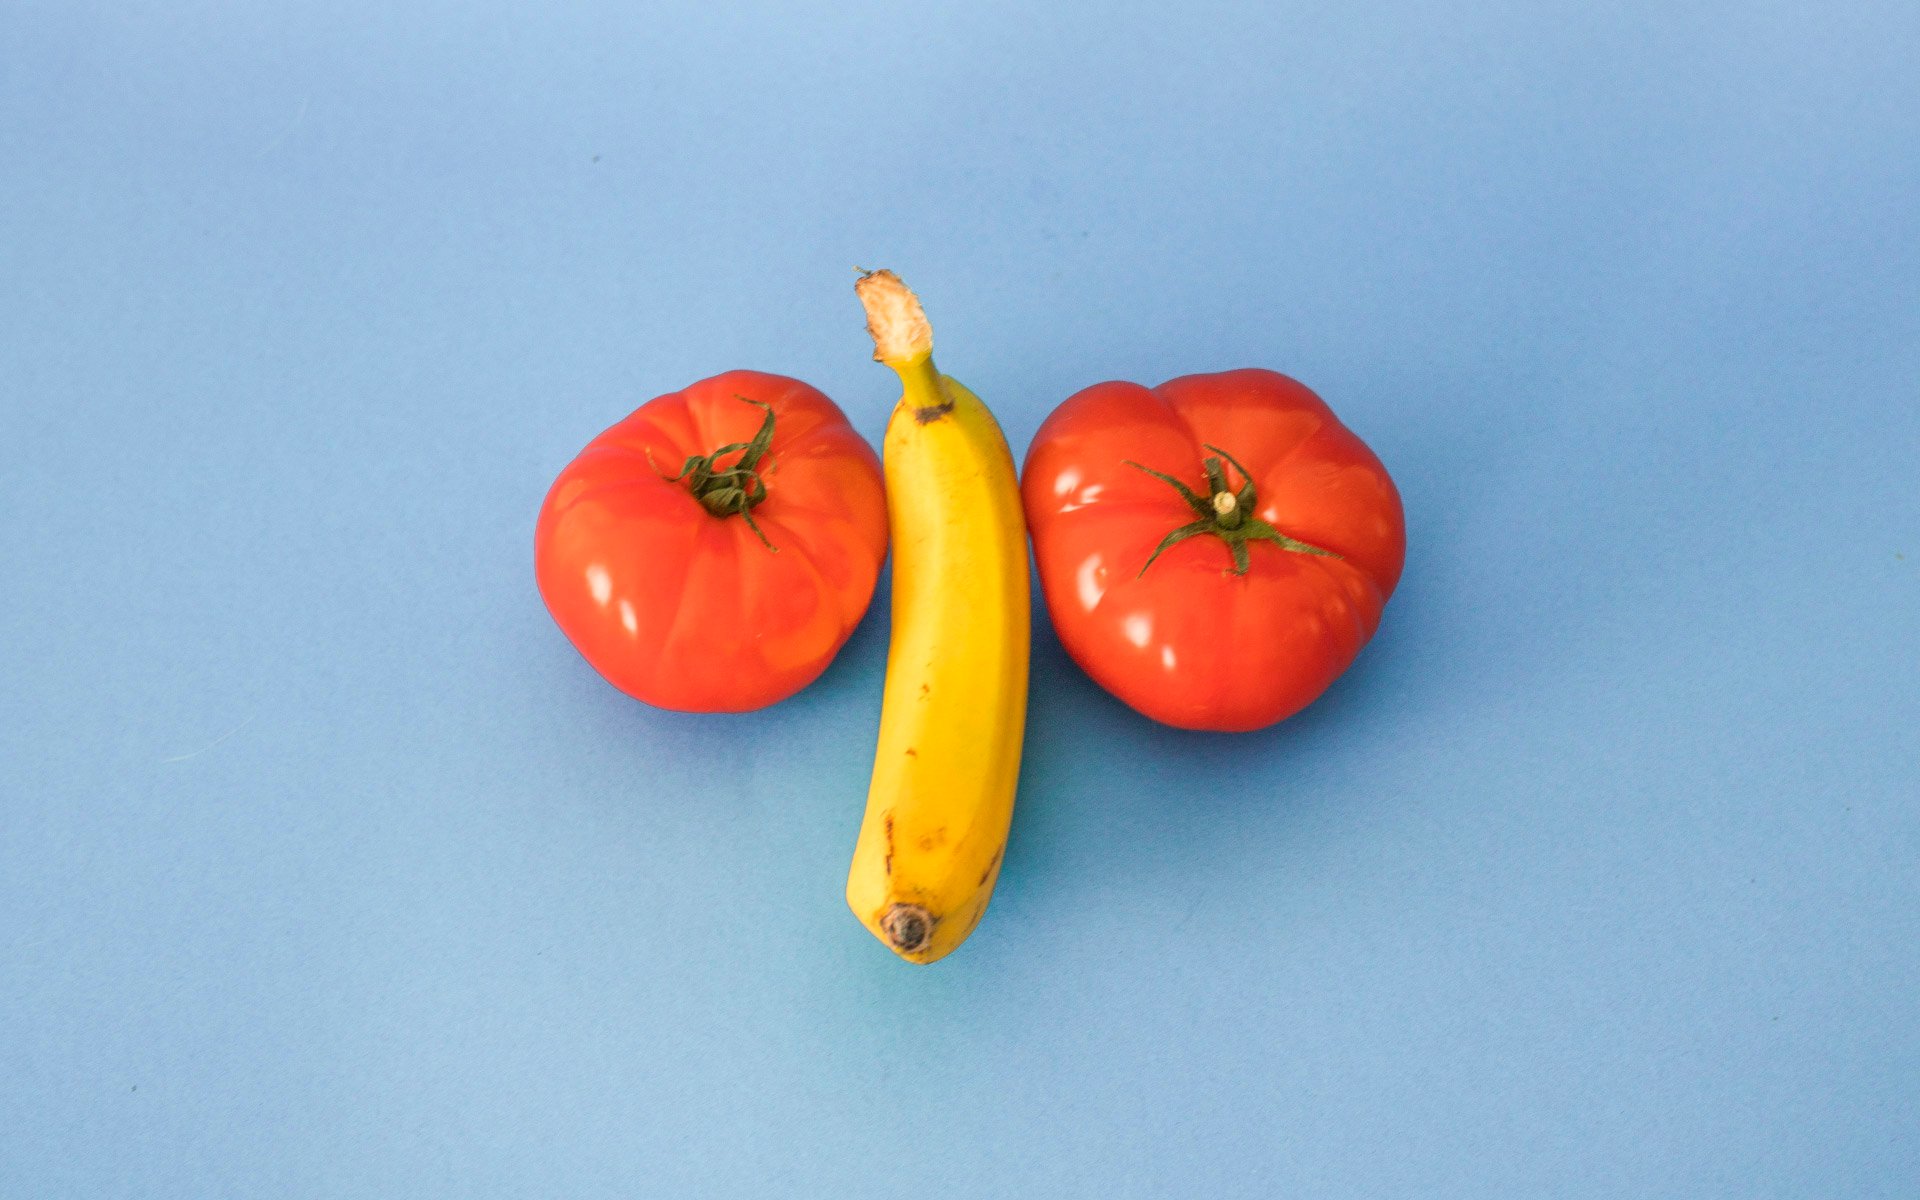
left=651, top=396, right=780, bottom=552
left=1123, top=445, right=1340, bottom=576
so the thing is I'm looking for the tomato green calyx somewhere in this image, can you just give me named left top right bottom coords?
left=652, top=396, right=780, bottom=551
left=1124, top=445, right=1340, bottom=576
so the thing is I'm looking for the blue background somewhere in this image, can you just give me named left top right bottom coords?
left=4, top=1, right=1917, bottom=1195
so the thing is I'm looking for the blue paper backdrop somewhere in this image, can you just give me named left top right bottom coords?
left=4, top=1, right=1916, bottom=1195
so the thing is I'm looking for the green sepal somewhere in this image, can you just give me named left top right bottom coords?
left=1124, top=446, right=1343, bottom=577
left=649, top=396, right=780, bottom=552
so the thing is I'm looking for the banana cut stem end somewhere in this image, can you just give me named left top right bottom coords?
left=880, top=903, right=935, bottom=956
left=855, top=269, right=933, bottom=364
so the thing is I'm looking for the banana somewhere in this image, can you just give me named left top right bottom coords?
left=846, top=270, right=1030, bottom=964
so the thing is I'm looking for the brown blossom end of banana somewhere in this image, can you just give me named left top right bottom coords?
left=880, top=903, right=935, bottom=956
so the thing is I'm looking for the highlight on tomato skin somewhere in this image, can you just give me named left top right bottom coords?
left=534, top=370, right=889, bottom=714
left=1020, top=368, right=1405, bottom=733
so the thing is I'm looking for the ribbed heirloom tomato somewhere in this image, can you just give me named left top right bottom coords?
left=1021, top=369, right=1404, bottom=732
left=536, top=370, right=888, bottom=712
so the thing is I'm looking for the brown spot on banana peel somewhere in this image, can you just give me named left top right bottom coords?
left=883, top=811, right=894, bottom=877
left=977, top=845, right=1003, bottom=887
left=881, top=903, right=935, bottom=955
left=914, top=375, right=956, bottom=423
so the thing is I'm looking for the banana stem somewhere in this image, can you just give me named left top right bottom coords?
left=857, top=269, right=954, bottom=423
left=894, top=355, right=954, bottom=424
left=855, top=269, right=932, bottom=364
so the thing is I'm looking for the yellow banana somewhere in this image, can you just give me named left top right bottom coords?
left=846, top=269, right=1030, bottom=964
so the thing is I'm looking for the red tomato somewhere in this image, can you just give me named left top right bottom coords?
left=536, top=370, right=888, bottom=713
left=1021, top=369, right=1404, bottom=732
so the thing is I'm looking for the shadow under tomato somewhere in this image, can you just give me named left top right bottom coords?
left=998, top=595, right=1431, bottom=907
left=539, top=569, right=892, bottom=834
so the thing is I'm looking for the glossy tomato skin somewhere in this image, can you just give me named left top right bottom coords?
left=536, top=370, right=887, bottom=713
left=1022, top=369, right=1404, bottom=732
